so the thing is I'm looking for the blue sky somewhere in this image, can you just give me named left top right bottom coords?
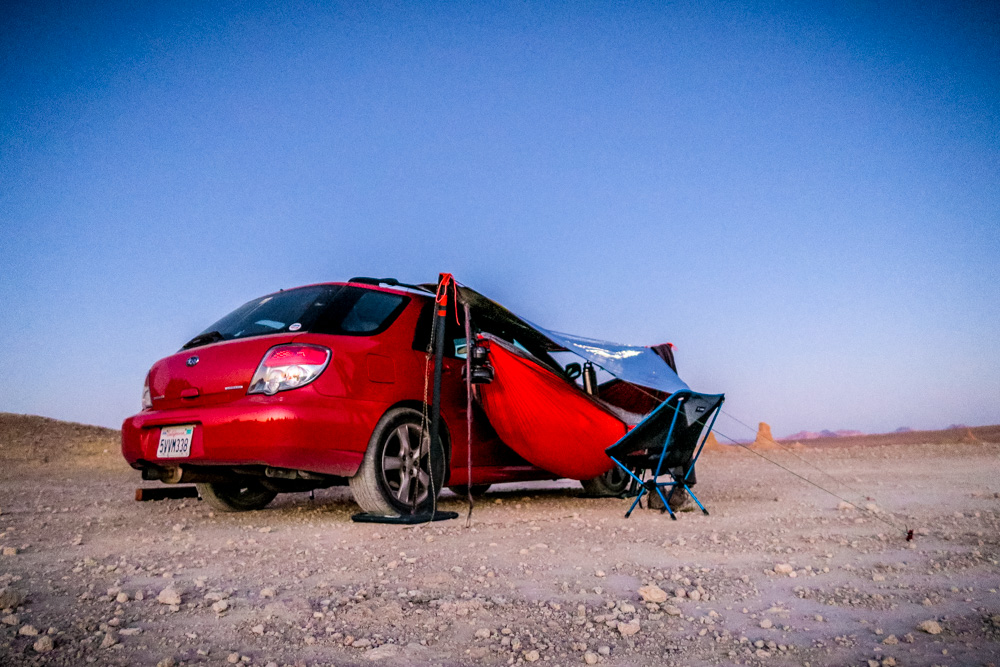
left=1, top=0, right=997, bottom=438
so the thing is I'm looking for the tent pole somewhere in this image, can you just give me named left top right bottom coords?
left=428, top=273, right=449, bottom=506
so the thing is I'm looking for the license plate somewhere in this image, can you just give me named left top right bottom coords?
left=157, top=425, right=195, bottom=458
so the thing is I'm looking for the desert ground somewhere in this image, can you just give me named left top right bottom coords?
left=0, top=414, right=998, bottom=667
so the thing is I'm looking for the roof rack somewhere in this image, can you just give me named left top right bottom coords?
left=347, top=277, right=433, bottom=293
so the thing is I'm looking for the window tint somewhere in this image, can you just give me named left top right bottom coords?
left=186, top=286, right=334, bottom=348
left=186, top=285, right=410, bottom=348
left=311, top=287, right=409, bottom=336
left=341, top=291, right=407, bottom=333
left=412, top=301, right=466, bottom=357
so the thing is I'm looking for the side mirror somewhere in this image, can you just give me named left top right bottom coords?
left=564, top=363, right=582, bottom=380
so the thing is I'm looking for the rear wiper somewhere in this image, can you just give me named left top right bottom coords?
left=182, top=330, right=225, bottom=350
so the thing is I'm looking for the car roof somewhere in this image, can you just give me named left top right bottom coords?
left=271, top=279, right=434, bottom=300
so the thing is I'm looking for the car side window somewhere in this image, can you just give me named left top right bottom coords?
left=412, top=301, right=466, bottom=357
left=311, top=287, right=409, bottom=336
left=341, top=291, right=407, bottom=333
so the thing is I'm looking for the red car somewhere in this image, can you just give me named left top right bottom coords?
left=122, top=278, right=636, bottom=513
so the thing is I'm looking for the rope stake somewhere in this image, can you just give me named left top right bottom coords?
left=571, top=353, right=914, bottom=540
left=712, top=426, right=913, bottom=538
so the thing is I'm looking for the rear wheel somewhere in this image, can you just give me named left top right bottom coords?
left=581, top=466, right=630, bottom=496
left=197, top=480, right=277, bottom=512
left=350, top=408, right=447, bottom=515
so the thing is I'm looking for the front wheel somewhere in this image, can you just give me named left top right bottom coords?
left=197, top=480, right=277, bottom=512
left=350, top=408, right=447, bottom=515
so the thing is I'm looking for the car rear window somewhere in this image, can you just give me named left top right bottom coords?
left=184, top=285, right=409, bottom=349
left=184, top=286, right=334, bottom=348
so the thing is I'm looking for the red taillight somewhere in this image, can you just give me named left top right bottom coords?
left=262, top=345, right=330, bottom=367
left=248, top=344, right=332, bottom=396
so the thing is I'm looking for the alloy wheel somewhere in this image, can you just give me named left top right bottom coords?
left=379, top=422, right=432, bottom=507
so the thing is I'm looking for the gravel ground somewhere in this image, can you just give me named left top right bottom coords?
left=0, top=417, right=998, bottom=666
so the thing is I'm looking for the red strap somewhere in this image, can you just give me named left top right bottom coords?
left=435, top=273, right=461, bottom=325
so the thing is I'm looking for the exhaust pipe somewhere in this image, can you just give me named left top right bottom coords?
left=141, top=465, right=230, bottom=485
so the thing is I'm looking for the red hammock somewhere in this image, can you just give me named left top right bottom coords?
left=476, top=338, right=627, bottom=480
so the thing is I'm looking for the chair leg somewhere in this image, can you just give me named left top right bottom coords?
left=624, top=489, right=646, bottom=518
left=654, top=486, right=677, bottom=520
left=685, top=485, right=709, bottom=516
left=664, top=484, right=677, bottom=506
left=610, top=457, right=646, bottom=501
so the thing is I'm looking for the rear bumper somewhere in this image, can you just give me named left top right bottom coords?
left=121, top=395, right=386, bottom=478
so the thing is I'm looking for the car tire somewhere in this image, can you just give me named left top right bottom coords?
left=197, top=480, right=277, bottom=512
left=350, top=407, right=447, bottom=515
left=448, top=484, right=490, bottom=497
left=580, top=465, right=630, bottom=497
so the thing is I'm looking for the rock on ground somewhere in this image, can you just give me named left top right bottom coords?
left=157, top=587, right=182, bottom=606
left=0, top=587, right=25, bottom=609
left=638, top=584, right=668, bottom=603
left=918, top=620, right=943, bottom=635
left=33, top=635, right=54, bottom=653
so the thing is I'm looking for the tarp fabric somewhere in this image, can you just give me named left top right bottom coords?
left=650, top=343, right=678, bottom=373
left=525, top=323, right=690, bottom=395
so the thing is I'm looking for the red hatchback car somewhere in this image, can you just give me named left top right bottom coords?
left=122, top=278, right=628, bottom=514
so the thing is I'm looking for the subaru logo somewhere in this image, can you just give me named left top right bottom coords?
left=186, top=356, right=199, bottom=367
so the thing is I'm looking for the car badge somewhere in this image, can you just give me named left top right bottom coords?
left=186, top=356, right=199, bottom=367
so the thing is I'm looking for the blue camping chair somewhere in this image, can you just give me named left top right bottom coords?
left=605, top=390, right=725, bottom=519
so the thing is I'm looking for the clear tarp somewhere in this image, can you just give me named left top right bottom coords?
left=450, top=283, right=690, bottom=396
left=526, top=323, right=690, bottom=396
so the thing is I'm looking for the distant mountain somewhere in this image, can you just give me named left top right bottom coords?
left=742, top=423, right=1000, bottom=450
left=0, top=412, right=118, bottom=463
left=786, top=429, right=865, bottom=440
left=783, top=425, right=971, bottom=440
